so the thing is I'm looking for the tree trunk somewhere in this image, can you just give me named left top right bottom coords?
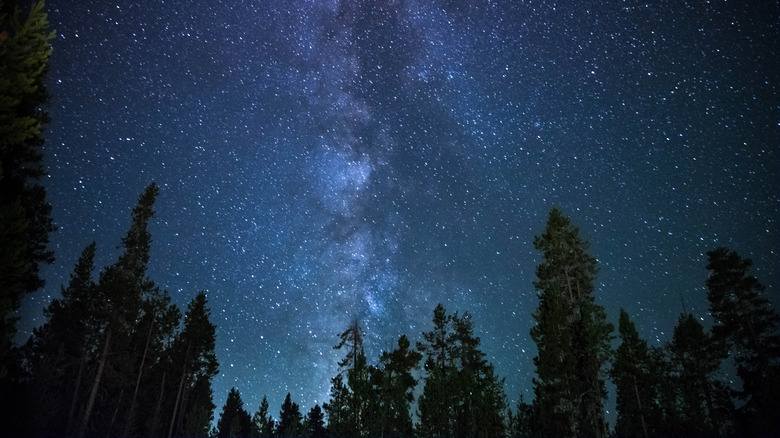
left=123, top=318, right=155, bottom=436
left=632, top=373, right=649, bottom=438
left=108, top=388, right=125, bottom=436
left=78, top=329, right=112, bottom=438
left=150, top=371, right=166, bottom=435
left=66, top=344, right=87, bottom=435
left=168, top=340, right=191, bottom=438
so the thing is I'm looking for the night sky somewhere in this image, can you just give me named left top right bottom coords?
left=18, top=0, right=779, bottom=422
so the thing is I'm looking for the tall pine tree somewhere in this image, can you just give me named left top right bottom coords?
left=610, top=308, right=663, bottom=438
left=530, top=208, right=612, bottom=437
left=277, top=393, right=304, bottom=438
left=216, top=387, right=252, bottom=438
left=417, top=304, right=506, bottom=438
left=77, top=183, right=159, bottom=438
left=0, top=0, right=56, bottom=383
left=332, top=320, right=371, bottom=437
left=251, top=396, right=274, bottom=438
left=22, top=242, right=99, bottom=436
left=416, top=304, right=457, bottom=437
left=665, top=312, right=734, bottom=437
left=306, top=404, right=326, bottom=438
left=706, top=247, right=780, bottom=436
left=167, top=292, right=219, bottom=438
left=369, top=334, right=422, bottom=437
left=323, top=373, right=350, bottom=438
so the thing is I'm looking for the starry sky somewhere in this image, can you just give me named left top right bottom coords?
left=18, top=0, right=779, bottom=422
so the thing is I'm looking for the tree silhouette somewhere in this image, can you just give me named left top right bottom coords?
left=216, top=387, right=251, bottom=438
left=530, top=208, right=612, bottom=437
left=0, top=0, right=56, bottom=382
left=706, top=247, right=779, bottom=436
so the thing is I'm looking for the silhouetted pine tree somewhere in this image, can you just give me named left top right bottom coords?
left=610, top=308, right=663, bottom=438
left=369, top=334, right=422, bottom=437
left=306, top=404, right=326, bottom=438
left=324, top=373, right=350, bottom=438
left=216, top=387, right=252, bottom=438
left=531, top=208, right=612, bottom=438
left=167, top=292, right=219, bottom=438
left=530, top=283, right=575, bottom=437
left=333, top=321, right=371, bottom=436
left=0, top=1, right=56, bottom=375
left=506, top=395, right=532, bottom=438
left=706, top=247, right=780, bottom=436
left=416, top=304, right=457, bottom=437
left=122, top=287, right=181, bottom=436
left=417, top=304, right=506, bottom=438
left=666, top=313, right=733, bottom=437
left=22, top=242, right=98, bottom=436
left=277, top=393, right=304, bottom=438
left=77, top=183, right=159, bottom=438
left=251, top=396, right=274, bottom=438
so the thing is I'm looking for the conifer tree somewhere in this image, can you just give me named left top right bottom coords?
left=370, top=334, right=422, bottom=437
left=306, top=404, right=326, bottom=438
left=666, top=313, right=733, bottom=437
left=416, top=304, right=457, bottom=437
left=216, top=387, right=252, bottom=438
left=610, top=308, right=663, bottom=438
left=77, top=183, right=159, bottom=438
left=122, top=287, right=181, bottom=436
left=21, top=242, right=98, bottom=436
left=706, top=247, right=780, bottom=436
left=530, top=283, right=575, bottom=436
left=530, top=208, right=612, bottom=437
left=333, top=320, right=370, bottom=436
left=323, top=373, right=350, bottom=438
left=417, top=304, right=506, bottom=438
left=167, top=292, right=219, bottom=438
left=506, top=395, right=532, bottom=438
left=252, top=396, right=274, bottom=438
left=0, top=0, right=56, bottom=382
left=277, top=393, right=304, bottom=438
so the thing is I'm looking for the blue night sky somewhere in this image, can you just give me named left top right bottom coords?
left=18, top=0, right=779, bottom=421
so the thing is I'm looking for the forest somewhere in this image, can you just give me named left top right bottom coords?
left=2, top=2, right=779, bottom=437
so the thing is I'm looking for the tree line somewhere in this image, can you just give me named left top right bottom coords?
left=1, top=2, right=778, bottom=437
left=208, top=209, right=779, bottom=438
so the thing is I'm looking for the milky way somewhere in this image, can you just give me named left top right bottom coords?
left=19, top=0, right=779, bottom=421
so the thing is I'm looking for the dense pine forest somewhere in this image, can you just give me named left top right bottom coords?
left=2, top=2, right=779, bottom=437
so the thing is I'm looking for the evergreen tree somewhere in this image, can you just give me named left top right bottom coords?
left=333, top=320, right=371, bottom=436
left=306, top=404, right=326, bottom=438
left=530, top=208, right=612, bottom=437
left=706, top=247, right=780, bottom=436
left=167, top=292, right=219, bottom=438
left=417, top=365, right=455, bottom=438
left=610, top=309, right=663, bottom=438
left=451, top=312, right=506, bottom=438
left=416, top=304, right=457, bottom=437
left=21, top=242, right=99, bottom=436
left=370, top=334, right=422, bottom=437
left=216, top=387, right=252, bottom=438
left=122, top=287, right=182, bottom=436
left=0, top=0, right=56, bottom=375
left=417, top=303, right=454, bottom=369
left=277, top=393, right=304, bottom=438
left=529, top=283, right=576, bottom=437
left=323, top=373, right=350, bottom=438
left=252, top=396, right=274, bottom=438
left=506, top=395, right=532, bottom=438
left=417, top=304, right=506, bottom=438
left=76, top=183, right=159, bottom=438
left=666, top=313, right=733, bottom=437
